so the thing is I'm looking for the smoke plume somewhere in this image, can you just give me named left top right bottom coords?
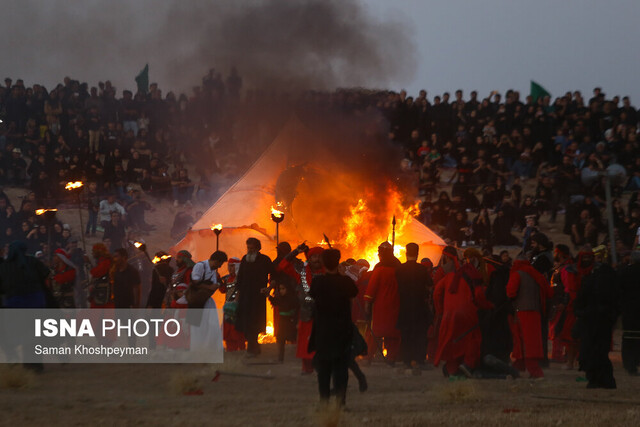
left=0, top=0, right=416, bottom=93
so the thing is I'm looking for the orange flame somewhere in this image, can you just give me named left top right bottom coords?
left=210, top=224, right=222, bottom=231
left=35, top=208, right=58, bottom=216
left=152, top=255, right=172, bottom=264
left=133, top=242, right=143, bottom=249
left=257, top=322, right=276, bottom=344
left=271, top=202, right=284, bottom=219
left=340, top=185, right=420, bottom=267
left=65, top=181, right=84, bottom=190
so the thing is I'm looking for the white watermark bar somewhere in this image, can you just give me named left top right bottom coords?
left=0, top=309, right=224, bottom=364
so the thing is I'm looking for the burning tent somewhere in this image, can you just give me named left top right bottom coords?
left=171, top=118, right=445, bottom=273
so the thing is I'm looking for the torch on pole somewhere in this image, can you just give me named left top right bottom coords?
left=391, top=215, right=397, bottom=248
left=211, top=224, right=222, bottom=251
left=133, top=241, right=152, bottom=263
left=65, top=181, right=86, bottom=252
left=271, top=205, right=285, bottom=246
left=36, top=208, right=58, bottom=264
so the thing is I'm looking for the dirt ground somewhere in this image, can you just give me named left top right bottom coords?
left=0, top=344, right=638, bottom=427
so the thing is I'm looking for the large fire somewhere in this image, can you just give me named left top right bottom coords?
left=319, top=185, right=420, bottom=268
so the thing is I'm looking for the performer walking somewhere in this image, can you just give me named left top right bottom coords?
left=433, top=247, right=493, bottom=377
left=364, top=242, right=402, bottom=365
left=395, top=242, right=432, bottom=371
left=559, top=250, right=595, bottom=370
left=574, top=250, right=619, bottom=389
left=618, top=251, right=640, bottom=376
left=506, top=255, right=552, bottom=378
left=309, top=249, right=358, bottom=407
left=220, top=257, right=245, bottom=352
left=278, top=243, right=324, bottom=374
left=236, top=238, right=273, bottom=357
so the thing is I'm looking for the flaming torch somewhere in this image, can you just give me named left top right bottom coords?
left=132, top=240, right=152, bottom=262
left=210, top=224, right=222, bottom=250
left=152, top=254, right=172, bottom=264
left=36, top=208, right=58, bottom=263
left=270, top=204, right=285, bottom=245
left=65, top=181, right=86, bottom=252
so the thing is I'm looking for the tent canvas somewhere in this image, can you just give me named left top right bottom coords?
left=171, top=118, right=445, bottom=270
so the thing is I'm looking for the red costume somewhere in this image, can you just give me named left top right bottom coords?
left=506, top=259, right=552, bottom=378
left=353, top=270, right=372, bottom=323
left=558, top=252, right=593, bottom=344
left=89, top=255, right=114, bottom=308
left=278, top=247, right=325, bottom=373
left=157, top=283, right=190, bottom=349
left=220, top=257, right=245, bottom=352
left=548, top=257, right=573, bottom=360
left=433, top=263, right=493, bottom=374
left=52, top=249, right=77, bottom=308
left=364, top=260, right=402, bottom=362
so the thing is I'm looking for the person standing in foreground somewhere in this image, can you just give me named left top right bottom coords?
left=309, top=249, right=358, bottom=407
left=395, top=242, right=432, bottom=372
left=618, top=251, right=640, bottom=376
left=573, top=249, right=619, bottom=389
left=433, top=247, right=493, bottom=377
left=364, top=242, right=402, bottom=364
left=236, top=238, right=273, bottom=357
left=277, top=244, right=325, bottom=373
left=112, top=248, right=141, bottom=309
left=189, top=251, right=227, bottom=354
left=506, top=254, right=552, bottom=378
left=0, top=241, right=50, bottom=371
left=147, top=251, right=173, bottom=308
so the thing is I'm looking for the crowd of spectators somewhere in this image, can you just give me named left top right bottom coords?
left=0, top=69, right=639, bottom=260
left=385, top=88, right=640, bottom=253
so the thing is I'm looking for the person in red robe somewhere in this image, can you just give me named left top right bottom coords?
left=220, top=257, right=246, bottom=352
left=157, top=283, right=189, bottom=349
left=171, top=250, right=194, bottom=288
left=278, top=244, right=325, bottom=374
left=88, top=243, right=114, bottom=308
left=364, top=242, right=402, bottom=364
left=433, top=247, right=493, bottom=377
left=558, top=250, right=594, bottom=369
left=52, top=248, right=77, bottom=308
left=506, top=255, right=552, bottom=378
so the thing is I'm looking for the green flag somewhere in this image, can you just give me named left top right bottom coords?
left=135, top=64, right=149, bottom=95
left=530, top=80, right=551, bottom=102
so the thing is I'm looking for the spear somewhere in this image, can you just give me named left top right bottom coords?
left=322, top=233, right=332, bottom=249
left=391, top=215, right=396, bottom=248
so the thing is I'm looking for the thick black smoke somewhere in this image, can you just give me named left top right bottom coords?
left=0, top=0, right=415, bottom=93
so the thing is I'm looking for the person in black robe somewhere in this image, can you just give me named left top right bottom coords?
left=479, top=258, right=513, bottom=364
left=268, top=279, right=299, bottom=362
left=270, top=242, right=298, bottom=341
left=235, top=237, right=273, bottom=357
left=395, top=243, right=432, bottom=371
left=618, top=252, right=640, bottom=376
left=147, top=251, right=174, bottom=308
left=573, top=258, right=619, bottom=389
left=309, top=249, right=358, bottom=407
left=529, top=232, right=554, bottom=367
